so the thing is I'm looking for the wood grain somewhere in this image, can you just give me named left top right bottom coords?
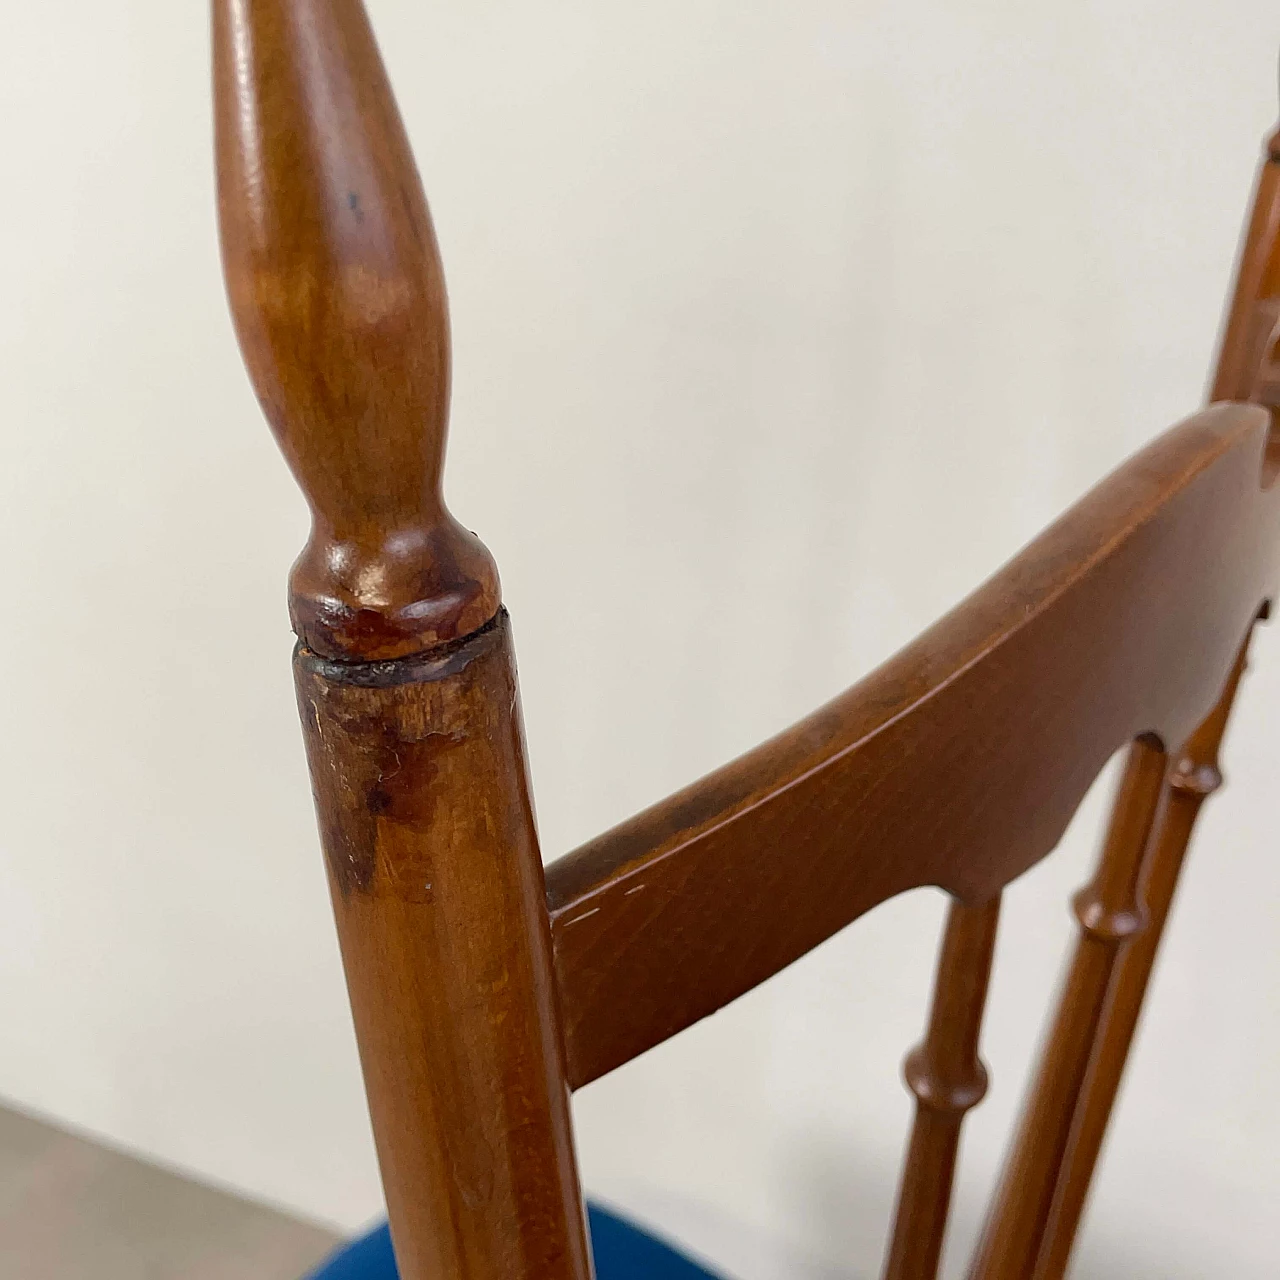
left=211, top=4, right=1280, bottom=1269
left=295, top=615, right=591, bottom=1280
left=213, top=5, right=590, bottom=1276
left=547, top=403, right=1280, bottom=1088
left=214, top=0, right=499, bottom=661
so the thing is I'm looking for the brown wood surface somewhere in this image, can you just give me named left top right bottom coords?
left=295, top=616, right=591, bottom=1280
left=1027, top=634, right=1254, bottom=1280
left=966, top=739, right=1168, bottom=1280
left=1212, top=131, right=1280, bottom=406
left=212, top=1, right=1280, bottom=1268
left=882, top=896, right=1001, bottom=1280
left=546, top=402, right=1280, bottom=1088
left=214, top=0, right=499, bottom=662
left=213, top=4, right=589, bottom=1277
left=965, top=131, right=1280, bottom=1279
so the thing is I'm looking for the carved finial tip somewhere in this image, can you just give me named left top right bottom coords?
left=214, top=0, right=501, bottom=660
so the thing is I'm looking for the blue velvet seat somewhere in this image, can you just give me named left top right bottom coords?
left=308, top=1203, right=723, bottom=1280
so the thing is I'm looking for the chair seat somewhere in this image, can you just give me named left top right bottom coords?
left=308, top=1203, right=723, bottom=1280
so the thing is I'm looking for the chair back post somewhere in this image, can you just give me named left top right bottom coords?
left=212, top=4, right=591, bottom=1277
left=1212, top=127, right=1280, bottom=405
left=968, top=121, right=1280, bottom=1280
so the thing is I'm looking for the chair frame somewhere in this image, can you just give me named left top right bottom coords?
left=212, top=4, right=1280, bottom=1278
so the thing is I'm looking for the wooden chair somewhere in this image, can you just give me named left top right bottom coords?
left=212, top=3, right=1280, bottom=1277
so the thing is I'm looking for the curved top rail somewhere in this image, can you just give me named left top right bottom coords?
left=546, top=404, right=1280, bottom=1088
left=214, top=0, right=499, bottom=660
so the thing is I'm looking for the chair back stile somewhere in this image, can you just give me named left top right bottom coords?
left=213, top=3, right=590, bottom=1277
left=211, top=5, right=1280, bottom=1277
left=966, top=126, right=1280, bottom=1280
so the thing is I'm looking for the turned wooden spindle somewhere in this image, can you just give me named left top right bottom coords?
left=214, top=0, right=499, bottom=663
left=213, top=5, right=591, bottom=1278
left=882, top=895, right=1001, bottom=1280
left=968, top=737, right=1168, bottom=1280
left=1031, top=634, right=1254, bottom=1280
left=969, top=121, right=1280, bottom=1280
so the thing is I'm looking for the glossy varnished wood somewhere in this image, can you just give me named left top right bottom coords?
left=295, top=616, right=590, bottom=1280
left=212, top=3, right=1280, bottom=1269
left=213, top=4, right=590, bottom=1277
left=214, top=0, right=499, bottom=662
left=546, top=404, right=1280, bottom=1088
left=882, top=896, right=1001, bottom=1280
left=1213, top=130, right=1280, bottom=406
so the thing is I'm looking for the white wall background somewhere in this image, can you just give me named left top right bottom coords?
left=2, top=3, right=1279, bottom=1277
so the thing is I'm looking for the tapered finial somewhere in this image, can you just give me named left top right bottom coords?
left=214, top=0, right=499, bottom=661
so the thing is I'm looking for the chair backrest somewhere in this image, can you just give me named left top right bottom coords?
left=212, top=5, right=1280, bottom=1279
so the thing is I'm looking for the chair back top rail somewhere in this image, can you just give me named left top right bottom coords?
left=546, top=405, right=1280, bottom=1087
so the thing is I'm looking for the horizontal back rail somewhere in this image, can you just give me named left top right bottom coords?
left=546, top=404, right=1280, bottom=1087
